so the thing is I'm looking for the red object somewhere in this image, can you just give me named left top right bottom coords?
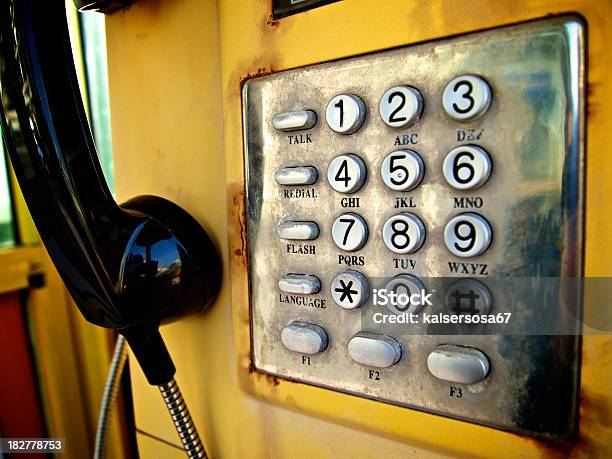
left=0, top=291, right=46, bottom=458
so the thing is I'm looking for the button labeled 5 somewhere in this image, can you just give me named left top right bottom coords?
left=332, top=213, right=368, bottom=251
left=444, top=212, right=492, bottom=257
left=443, top=145, right=492, bottom=190
left=443, top=74, right=492, bottom=121
left=381, top=149, right=425, bottom=191
left=379, top=85, right=423, bottom=128
left=382, top=213, right=426, bottom=254
left=326, top=94, right=366, bottom=134
left=327, top=154, right=367, bottom=193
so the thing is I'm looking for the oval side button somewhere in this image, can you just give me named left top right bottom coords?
left=278, top=274, right=321, bottom=295
left=427, top=344, right=490, bottom=384
left=348, top=332, right=401, bottom=368
left=281, top=322, right=328, bottom=355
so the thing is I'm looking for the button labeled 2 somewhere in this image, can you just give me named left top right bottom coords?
left=443, top=145, right=492, bottom=190
left=444, top=212, right=492, bottom=257
left=379, top=85, right=423, bottom=128
left=381, top=150, right=425, bottom=191
left=332, top=213, right=368, bottom=251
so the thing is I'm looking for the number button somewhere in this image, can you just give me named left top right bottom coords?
left=332, top=213, right=368, bottom=251
left=379, top=85, right=424, bottom=128
left=443, top=145, right=492, bottom=190
left=327, top=154, right=367, bottom=193
left=326, top=94, right=367, bottom=134
left=383, top=274, right=428, bottom=314
left=381, top=149, right=425, bottom=191
left=444, top=212, right=492, bottom=257
left=382, top=213, right=426, bottom=254
left=442, top=75, right=492, bottom=121
left=331, top=270, right=369, bottom=309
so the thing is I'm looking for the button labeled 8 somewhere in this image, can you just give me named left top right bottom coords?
left=381, top=149, right=425, bottom=191
left=382, top=213, right=426, bottom=254
left=443, top=145, right=492, bottom=190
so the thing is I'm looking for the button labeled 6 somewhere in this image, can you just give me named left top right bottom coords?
left=443, top=145, right=492, bottom=190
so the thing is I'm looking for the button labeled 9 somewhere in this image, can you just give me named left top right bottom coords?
left=379, top=85, right=423, bottom=128
left=443, top=145, right=492, bottom=190
left=442, top=74, right=492, bottom=121
left=381, top=149, right=425, bottom=191
left=444, top=212, right=492, bottom=257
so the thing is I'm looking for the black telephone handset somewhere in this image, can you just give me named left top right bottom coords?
left=0, top=1, right=220, bottom=454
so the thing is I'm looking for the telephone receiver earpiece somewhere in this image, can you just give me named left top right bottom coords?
left=0, top=0, right=221, bottom=385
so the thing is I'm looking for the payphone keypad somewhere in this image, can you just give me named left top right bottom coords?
left=243, top=17, right=584, bottom=440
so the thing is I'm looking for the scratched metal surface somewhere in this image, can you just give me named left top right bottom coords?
left=243, top=17, right=584, bottom=440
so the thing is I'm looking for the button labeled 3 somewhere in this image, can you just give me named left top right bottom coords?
left=444, top=212, right=492, bottom=257
left=332, top=213, right=368, bottom=251
left=443, top=145, right=492, bottom=190
left=281, top=322, right=328, bottom=355
left=331, top=270, right=369, bottom=309
left=327, top=154, right=367, bottom=193
left=348, top=332, right=402, bottom=368
left=443, top=74, right=492, bottom=121
left=381, top=149, right=425, bottom=191
left=382, top=213, right=426, bottom=254
left=427, top=344, right=490, bottom=384
left=379, top=85, right=423, bottom=128
left=326, top=94, right=367, bottom=134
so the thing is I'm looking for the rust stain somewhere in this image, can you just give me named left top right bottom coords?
left=229, top=184, right=248, bottom=271
left=266, top=15, right=280, bottom=28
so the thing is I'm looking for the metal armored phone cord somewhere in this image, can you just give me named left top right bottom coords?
left=95, top=335, right=208, bottom=459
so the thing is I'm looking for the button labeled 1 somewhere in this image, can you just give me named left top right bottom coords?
left=382, top=213, right=426, bottom=254
left=444, top=212, right=492, bottom=257
left=326, top=94, right=366, bottom=134
left=443, top=145, right=492, bottom=190
left=332, top=213, right=368, bottom=251
left=379, top=85, right=423, bottom=128
left=327, top=154, right=367, bottom=193
left=381, top=149, right=425, bottom=191
left=331, top=270, right=369, bottom=309
left=443, top=74, right=492, bottom=121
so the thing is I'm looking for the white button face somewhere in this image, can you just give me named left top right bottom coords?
left=281, top=322, right=328, bottom=355
left=272, top=110, right=317, bottom=132
left=379, top=85, right=423, bottom=128
left=331, top=270, right=369, bottom=310
left=444, top=212, right=492, bottom=258
left=326, top=94, right=366, bottom=134
left=278, top=274, right=321, bottom=295
left=277, top=221, right=319, bottom=240
left=332, top=213, right=368, bottom=252
left=383, top=274, right=428, bottom=314
left=443, top=145, right=492, bottom=190
left=327, top=154, right=367, bottom=193
left=380, top=149, right=425, bottom=191
left=275, top=166, right=318, bottom=186
left=382, top=213, right=426, bottom=254
left=445, top=278, right=493, bottom=315
left=348, top=332, right=402, bottom=368
left=427, top=345, right=490, bottom=384
left=442, top=75, right=492, bottom=121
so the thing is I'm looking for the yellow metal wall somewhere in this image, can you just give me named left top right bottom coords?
left=105, top=1, right=612, bottom=457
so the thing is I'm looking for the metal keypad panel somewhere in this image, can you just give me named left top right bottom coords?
left=243, top=17, right=584, bottom=440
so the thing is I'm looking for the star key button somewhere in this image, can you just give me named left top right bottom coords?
left=331, top=270, right=369, bottom=310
